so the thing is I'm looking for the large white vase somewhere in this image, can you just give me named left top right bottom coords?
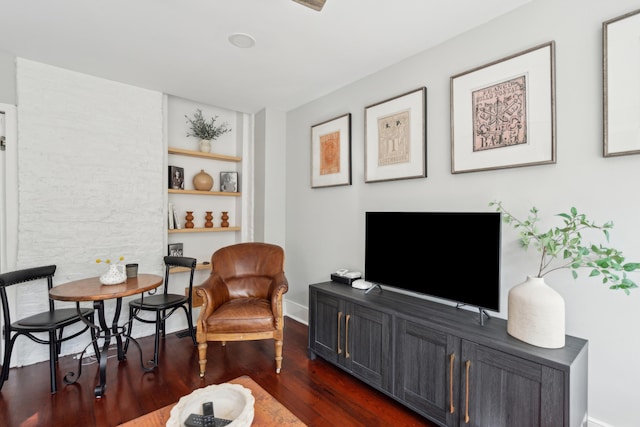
left=507, top=276, right=565, bottom=348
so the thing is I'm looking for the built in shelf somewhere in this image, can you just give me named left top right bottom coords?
left=168, top=226, right=240, bottom=234
left=168, top=189, right=241, bottom=197
left=168, top=147, right=241, bottom=162
left=169, top=263, right=211, bottom=274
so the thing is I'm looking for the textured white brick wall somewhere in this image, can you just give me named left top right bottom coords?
left=14, top=59, right=164, bottom=366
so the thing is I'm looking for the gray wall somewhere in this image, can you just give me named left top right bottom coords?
left=0, top=51, right=15, bottom=104
left=284, top=0, right=640, bottom=426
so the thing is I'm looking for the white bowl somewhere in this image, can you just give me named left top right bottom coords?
left=166, top=383, right=254, bottom=427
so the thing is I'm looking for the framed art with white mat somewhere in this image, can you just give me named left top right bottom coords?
left=311, top=113, right=352, bottom=188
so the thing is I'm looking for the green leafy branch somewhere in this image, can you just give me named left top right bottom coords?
left=185, top=109, right=231, bottom=140
left=490, top=201, right=640, bottom=294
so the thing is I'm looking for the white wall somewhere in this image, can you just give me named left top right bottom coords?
left=284, top=0, right=640, bottom=426
left=14, top=58, right=165, bottom=365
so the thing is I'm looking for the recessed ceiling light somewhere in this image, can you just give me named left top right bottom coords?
left=228, top=33, right=256, bottom=49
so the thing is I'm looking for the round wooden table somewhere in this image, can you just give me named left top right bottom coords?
left=50, top=274, right=163, bottom=398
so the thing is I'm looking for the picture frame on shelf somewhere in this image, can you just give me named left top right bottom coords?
left=311, top=113, right=352, bottom=188
left=364, top=87, right=426, bottom=183
left=603, top=8, right=640, bottom=157
left=168, top=166, right=185, bottom=190
left=220, top=171, right=239, bottom=192
left=450, top=41, right=556, bottom=173
left=168, top=243, right=183, bottom=257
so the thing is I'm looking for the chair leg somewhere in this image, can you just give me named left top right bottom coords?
left=124, top=305, right=135, bottom=354
left=274, top=338, right=283, bottom=374
left=48, top=330, right=58, bottom=394
left=89, top=313, right=100, bottom=357
left=153, top=311, right=162, bottom=365
left=0, top=334, right=17, bottom=390
left=183, top=306, right=197, bottom=346
left=198, top=341, right=208, bottom=378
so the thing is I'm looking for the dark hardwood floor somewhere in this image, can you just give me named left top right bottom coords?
left=0, top=317, right=435, bottom=427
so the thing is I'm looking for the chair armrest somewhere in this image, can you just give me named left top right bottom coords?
left=195, top=273, right=230, bottom=329
left=269, top=272, right=289, bottom=329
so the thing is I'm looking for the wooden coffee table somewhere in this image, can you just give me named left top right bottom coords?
left=117, top=375, right=306, bottom=426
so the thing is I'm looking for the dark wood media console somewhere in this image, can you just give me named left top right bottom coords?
left=308, top=281, right=588, bottom=427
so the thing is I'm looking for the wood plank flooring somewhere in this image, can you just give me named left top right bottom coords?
left=0, top=317, right=435, bottom=426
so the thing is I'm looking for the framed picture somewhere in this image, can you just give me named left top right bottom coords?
left=364, top=87, right=426, bottom=183
left=220, top=171, right=239, bottom=192
left=451, top=42, right=556, bottom=173
left=311, top=113, right=352, bottom=188
left=603, top=9, right=640, bottom=157
left=168, top=242, right=183, bottom=257
left=168, top=166, right=184, bottom=190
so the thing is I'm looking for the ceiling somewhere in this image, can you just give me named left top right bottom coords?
left=0, top=0, right=533, bottom=114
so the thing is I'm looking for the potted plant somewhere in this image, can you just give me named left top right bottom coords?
left=490, top=201, right=640, bottom=348
left=185, top=109, right=231, bottom=153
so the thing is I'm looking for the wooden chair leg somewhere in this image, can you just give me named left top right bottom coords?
left=274, top=338, right=283, bottom=374
left=198, top=342, right=208, bottom=378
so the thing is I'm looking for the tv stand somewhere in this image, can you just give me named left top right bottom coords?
left=455, top=303, right=491, bottom=326
left=308, top=281, right=588, bottom=427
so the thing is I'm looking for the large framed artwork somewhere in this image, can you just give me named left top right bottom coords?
left=364, top=87, right=426, bottom=183
left=311, top=113, right=352, bottom=188
left=603, top=9, right=640, bottom=157
left=451, top=42, right=556, bottom=173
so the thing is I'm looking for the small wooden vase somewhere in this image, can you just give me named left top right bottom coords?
left=185, top=211, right=195, bottom=228
left=205, top=211, right=213, bottom=228
left=221, top=211, right=229, bottom=228
left=193, top=169, right=213, bottom=191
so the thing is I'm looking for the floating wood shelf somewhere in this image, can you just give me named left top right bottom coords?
left=169, top=263, right=211, bottom=274
left=168, top=226, right=240, bottom=234
left=168, top=147, right=241, bottom=162
left=168, top=189, right=241, bottom=197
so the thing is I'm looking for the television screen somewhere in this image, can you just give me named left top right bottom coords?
left=364, top=211, right=501, bottom=312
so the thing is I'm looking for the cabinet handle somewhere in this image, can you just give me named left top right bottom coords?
left=337, top=311, right=343, bottom=354
left=449, top=353, right=455, bottom=414
left=344, top=314, right=351, bottom=359
left=464, top=360, right=471, bottom=424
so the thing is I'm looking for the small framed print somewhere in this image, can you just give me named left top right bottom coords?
left=451, top=42, right=556, bottom=173
left=311, top=113, right=352, bottom=188
left=220, top=171, right=239, bottom=192
left=168, top=242, right=183, bottom=257
left=365, top=87, right=426, bottom=183
left=168, top=166, right=184, bottom=190
left=603, top=9, right=640, bottom=157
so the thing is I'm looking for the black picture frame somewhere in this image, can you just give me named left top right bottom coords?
left=220, top=171, right=239, bottom=192
left=167, top=243, right=183, bottom=257
left=168, top=166, right=184, bottom=190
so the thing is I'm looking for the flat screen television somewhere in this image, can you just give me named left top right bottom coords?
left=364, top=211, right=501, bottom=316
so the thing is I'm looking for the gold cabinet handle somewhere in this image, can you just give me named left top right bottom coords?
left=449, top=353, right=455, bottom=414
left=337, top=311, right=342, bottom=354
left=345, top=314, right=351, bottom=359
left=464, top=360, right=471, bottom=423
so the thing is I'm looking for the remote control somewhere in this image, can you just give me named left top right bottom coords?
left=184, top=401, right=233, bottom=427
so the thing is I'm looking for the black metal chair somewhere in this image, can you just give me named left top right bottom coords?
left=0, top=265, right=98, bottom=394
left=125, top=256, right=197, bottom=365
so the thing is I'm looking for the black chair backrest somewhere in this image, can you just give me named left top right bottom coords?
left=163, top=256, right=197, bottom=298
left=0, top=265, right=57, bottom=332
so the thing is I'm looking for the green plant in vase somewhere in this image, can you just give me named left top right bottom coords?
left=185, top=109, right=231, bottom=153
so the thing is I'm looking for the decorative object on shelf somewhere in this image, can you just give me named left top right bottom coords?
left=603, top=8, right=640, bottom=157
left=168, top=243, right=184, bottom=256
left=193, top=169, right=214, bottom=191
left=185, top=211, right=195, bottom=228
left=365, top=88, right=426, bottom=183
left=169, top=166, right=185, bottom=190
left=311, top=113, right=352, bottom=188
left=125, top=263, right=138, bottom=278
left=95, top=257, right=126, bottom=285
left=221, top=211, right=229, bottom=228
left=220, top=171, right=239, bottom=192
left=508, top=275, right=565, bottom=348
left=491, top=201, right=640, bottom=347
left=205, top=211, right=214, bottom=228
left=451, top=42, right=556, bottom=173
left=185, top=109, right=231, bottom=153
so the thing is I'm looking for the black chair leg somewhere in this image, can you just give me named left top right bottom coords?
left=153, top=312, right=162, bottom=365
left=0, top=335, right=16, bottom=390
left=185, top=306, right=196, bottom=346
left=124, top=305, right=135, bottom=355
left=89, top=313, right=100, bottom=358
left=48, top=330, right=58, bottom=394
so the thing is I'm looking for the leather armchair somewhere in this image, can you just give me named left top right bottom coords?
left=195, top=242, right=288, bottom=377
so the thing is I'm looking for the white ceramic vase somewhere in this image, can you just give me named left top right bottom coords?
left=507, top=275, right=565, bottom=348
left=100, top=264, right=126, bottom=285
left=199, top=139, right=211, bottom=153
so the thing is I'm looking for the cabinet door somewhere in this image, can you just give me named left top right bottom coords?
left=309, top=290, right=343, bottom=364
left=460, top=340, right=564, bottom=427
left=395, top=318, right=460, bottom=426
left=344, top=302, right=392, bottom=391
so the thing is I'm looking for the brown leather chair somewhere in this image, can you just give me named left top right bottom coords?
left=195, top=242, right=288, bottom=377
